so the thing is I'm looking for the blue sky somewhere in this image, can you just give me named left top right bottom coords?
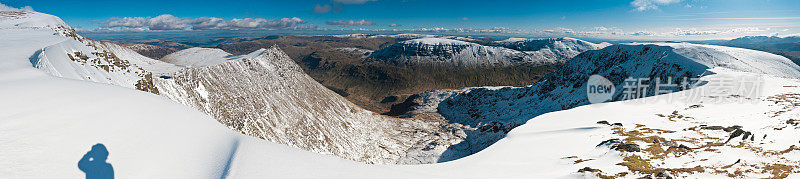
left=2, top=0, right=799, bottom=40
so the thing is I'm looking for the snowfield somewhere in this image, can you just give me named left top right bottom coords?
left=4, top=9, right=800, bottom=178
left=160, top=47, right=237, bottom=67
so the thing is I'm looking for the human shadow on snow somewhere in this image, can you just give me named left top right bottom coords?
left=78, top=143, right=114, bottom=179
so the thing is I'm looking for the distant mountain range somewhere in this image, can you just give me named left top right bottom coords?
left=366, top=37, right=609, bottom=68
left=153, top=35, right=606, bottom=113
left=704, top=36, right=800, bottom=65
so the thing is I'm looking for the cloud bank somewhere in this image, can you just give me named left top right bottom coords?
left=101, top=15, right=308, bottom=30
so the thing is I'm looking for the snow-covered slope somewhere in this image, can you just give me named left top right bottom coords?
left=14, top=10, right=461, bottom=165
left=400, top=70, right=800, bottom=178
left=0, top=9, right=387, bottom=178
left=398, top=42, right=800, bottom=162
left=367, top=38, right=538, bottom=68
left=495, top=37, right=612, bottom=63
left=20, top=12, right=181, bottom=94
left=155, top=47, right=461, bottom=164
left=159, top=47, right=237, bottom=67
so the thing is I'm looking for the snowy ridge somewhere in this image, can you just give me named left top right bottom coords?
left=368, top=37, right=610, bottom=68
left=32, top=39, right=181, bottom=94
left=160, top=47, right=264, bottom=68
left=0, top=10, right=68, bottom=29
left=495, top=37, right=612, bottom=63
left=20, top=13, right=180, bottom=94
left=651, top=42, right=800, bottom=78
left=154, top=47, right=461, bottom=164
left=2, top=9, right=182, bottom=95
left=401, top=43, right=800, bottom=162
left=400, top=38, right=473, bottom=46
left=368, top=37, right=536, bottom=68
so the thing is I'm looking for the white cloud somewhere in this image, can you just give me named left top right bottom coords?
left=326, top=19, right=374, bottom=26
left=460, top=17, right=470, bottom=21
left=333, top=0, right=376, bottom=4
left=227, top=17, right=305, bottom=29
left=102, top=17, right=149, bottom=28
left=631, top=0, right=682, bottom=11
left=264, top=17, right=306, bottom=29
left=188, top=17, right=227, bottom=30
left=389, top=23, right=401, bottom=27
left=147, top=14, right=187, bottom=30
left=313, top=4, right=332, bottom=13
left=102, top=15, right=187, bottom=30
left=101, top=15, right=306, bottom=30
left=0, top=3, right=33, bottom=12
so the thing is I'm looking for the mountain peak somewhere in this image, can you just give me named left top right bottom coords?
left=400, top=37, right=474, bottom=46
left=0, top=10, right=69, bottom=29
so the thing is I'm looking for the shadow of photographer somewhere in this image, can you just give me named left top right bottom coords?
left=78, top=143, right=114, bottom=179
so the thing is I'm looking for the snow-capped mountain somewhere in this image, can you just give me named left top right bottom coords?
left=159, top=47, right=238, bottom=67
left=367, top=37, right=610, bottom=68
left=367, top=38, right=538, bottom=67
left=397, top=42, right=800, bottom=162
left=155, top=46, right=462, bottom=164
left=17, top=10, right=460, bottom=164
left=726, top=35, right=800, bottom=45
left=22, top=12, right=180, bottom=94
left=494, top=37, right=612, bottom=63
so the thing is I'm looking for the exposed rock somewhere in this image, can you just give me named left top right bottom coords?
left=612, top=143, right=642, bottom=152
left=597, top=139, right=622, bottom=147
left=578, top=167, right=602, bottom=173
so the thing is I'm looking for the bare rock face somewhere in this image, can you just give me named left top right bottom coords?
left=155, top=47, right=461, bottom=164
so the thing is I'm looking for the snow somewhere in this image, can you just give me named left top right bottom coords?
left=160, top=47, right=236, bottom=67
left=369, top=38, right=536, bottom=67
left=0, top=9, right=409, bottom=178
left=643, top=42, right=800, bottom=78
left=495, top=37, right=612, bottom=63
left=5, top=9, right=800, bottom=178
left=400, top=38, right=474, bottom=46
left=155, top=47, right=460, bottom=164
left=393, top=42, right=800, bottom=176
left=369, top=37, right=611, bottom=68
left=0, top=11, right=67, bottom=29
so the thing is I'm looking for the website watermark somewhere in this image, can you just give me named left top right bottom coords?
left=587, top=74, right=764, bottom=104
